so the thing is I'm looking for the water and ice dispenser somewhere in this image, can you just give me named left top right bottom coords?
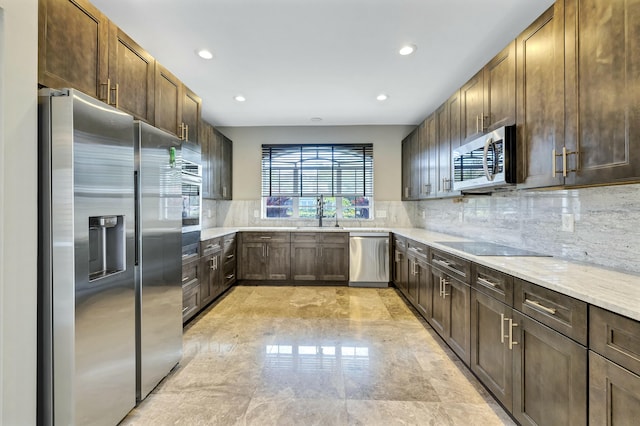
left=89, top=215, right=126, bottom=281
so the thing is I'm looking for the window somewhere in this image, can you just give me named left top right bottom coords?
left=262, top=144, right=373, bottom=219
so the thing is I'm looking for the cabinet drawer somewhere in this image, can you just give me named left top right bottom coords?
left=472, top=264, right=513, bottom=306
left=241, top=232, right=290, bottom=243
left=182, top=258, right=200, bottom=285
left=223, top=262, right=236, bottom=287
left=407, top=240, right=428, bottom=262
left=223, top=233, right=237, bottom=263
left=320, top=232, right=348, bottom=244
left=393, top=235, right=407, bottom=252
left=201, top=237, right=222, bottom=255
left=182, top=281, right=200, bottom=322
left=514, top=279, right=587, bottom=345
left=430, top=248, right=471, bottom=283
left=589, top=351, right=640, bottom=425
left=292, top=232, right=318, bottom=243
left=590, top=306, right=640, bottom=376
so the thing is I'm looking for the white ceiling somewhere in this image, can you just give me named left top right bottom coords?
left=92, top=0, right=554, bottom=127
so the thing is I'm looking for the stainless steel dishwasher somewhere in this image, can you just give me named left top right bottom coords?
left=349, top=232, right=390, bottom=287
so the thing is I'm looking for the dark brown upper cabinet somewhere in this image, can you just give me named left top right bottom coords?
left=201, top=121, right=233, bottom=200
left=39, top=0, right=109, bottom=99
left=483, top=41, right=516, bottom=132
left=564, top=0, right=640, bottom=186
left=516, top=2, right=567, bottom=189
left=108, top=24, right=155, bottom=123
left=154, top=63, right=201, bottom=142
left=461, top=41, right=516, bottom=144
left=461, top=70, right=485, bottom=143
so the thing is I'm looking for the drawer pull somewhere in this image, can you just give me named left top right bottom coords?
left=260, top=236, right=272, bottom=239
left=477, top=277, right=498, bottom=288
left=226, top=274, right=235, bottom=280
left=500, top=313, right=506, bottom=344
left=182, top=276, right=189, bottom=282
left=524, top=299, right=557, bottom=315
left=226, top=254, right=234, bottom=260
left=509, top=318, right=519, bottom=350
left=182, top=307, right=188, bottom=314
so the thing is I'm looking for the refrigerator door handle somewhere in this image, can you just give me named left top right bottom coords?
left=134, top=170, right=140, bottom=266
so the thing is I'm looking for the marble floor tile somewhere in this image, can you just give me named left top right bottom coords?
left=122, top=286, right=514, bottom=425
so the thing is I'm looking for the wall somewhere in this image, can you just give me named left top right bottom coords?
left=410, top=184, right=640, bottom=275
left=205, top=125, right=415, bottom=228
left=0, top=0, right=38, bottom=424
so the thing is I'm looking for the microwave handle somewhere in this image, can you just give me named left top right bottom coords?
left=483, top=137, right=496, bottom=182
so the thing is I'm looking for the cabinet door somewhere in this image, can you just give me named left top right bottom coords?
left=393, top=248, right=408, bottom=294
left=221, top=135, right=233, bottom=199
left=461, top=70, right=485, bottom=142
left=265, top=243, right=290, bottom=280
left=512, top=311, right=587, bottom=426
left=182, top=86, right=201, bottom=143
left=200, top=254, right=213, bottom=306
left=320, top=244, right=349, bottom=282
left=291, top=243, right=318, bottom=281
left=444, top=277, right=471, bottom=365
left=200, top=121, right=214, bottom=199
left=589, top=351, right=640, bottom=426
left=470, top=290, right=513, bottom=411
left=564, top=0, right=640, bottom=185
left=409, top=129, right=422, bottom=200
left=406, top=257, right=419, bottom=304
left=415, top=260, right=429, bottom=317
left=154, top=63, right=182, bottom=138
left=484, top=40, right=516, bottom=132
left=427, top=267, right=446, bottom=336
left=516, top=3, right=566, bottom=189
left=38, top=0, right=109, bottom=99
left=240, top=242, right=266, bottom=280
left=423, top=114, right=438, bottom=198
left=108, top=24, right=155, bottom=122
left=401, top=136, right=412, bottom=200
left=436, top=103, right=450, bottom=196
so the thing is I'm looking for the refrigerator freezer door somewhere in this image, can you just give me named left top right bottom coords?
left=134, top=121, right=183, bottom=400
left=41, top=89, right=136, bottom=426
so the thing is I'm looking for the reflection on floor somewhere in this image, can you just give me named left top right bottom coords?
left=121, top=286, right=515, bottom=425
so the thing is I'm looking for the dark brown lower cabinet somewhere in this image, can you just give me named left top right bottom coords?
left=512, top=311, right=587, bottom=426
left=589, top=351, right=640, bottom=426
left=290, top=233, right=349, bottom=283
left=393, top=241, right=408, bottom=294
left=264, top=243, right=291, bottom=280
left=200, top=249, right=221, bottom=307
left=407, top=256, right=429, bottom=316
left=429, top=266, right=470, bottom=364
left=471, top=289, right=513, bottom=411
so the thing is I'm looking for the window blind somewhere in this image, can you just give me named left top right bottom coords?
left=261, top=144, right=373, bottom=197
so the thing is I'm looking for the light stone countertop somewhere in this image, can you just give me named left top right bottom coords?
left=200, top=226, right=640, bottom=321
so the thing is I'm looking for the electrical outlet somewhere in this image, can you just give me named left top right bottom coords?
left=376, top=210, right=387, bottom=218
left=253, top=210, right=260, bottom=218
left=561, top=213, right=575, bottom=232
left=458, top=212, right=463, bottom=222
left=421, top=210, right=426, bottom=219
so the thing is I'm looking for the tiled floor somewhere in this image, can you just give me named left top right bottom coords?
left=121, top=286, right=515, bottom=425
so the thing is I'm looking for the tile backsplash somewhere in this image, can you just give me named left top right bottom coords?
left=203, top=199, right=413, bottom=229
left=411, top=184, right=640, bottom=274
left=203, top=184, right=640, bottom=275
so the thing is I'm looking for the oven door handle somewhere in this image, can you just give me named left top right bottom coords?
left=483, top=137, right=496, bottom=182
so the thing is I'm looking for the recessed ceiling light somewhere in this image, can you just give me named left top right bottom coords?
left=399, top=44, right=417, bottom=56
left=197, top=49, right=213, bottom=60
left=310, top=117, right=323, bottom=122
left=377, top=94, right=388, bottom=101
left=234, top=95, right=246, bottom=102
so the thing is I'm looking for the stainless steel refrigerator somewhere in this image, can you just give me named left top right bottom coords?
left=38, top=89, right=183, bottom=425
left=134, top=121, right=183, bottom=401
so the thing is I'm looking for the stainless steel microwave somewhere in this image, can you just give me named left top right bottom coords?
left=452, top=125, right=517, bottom=192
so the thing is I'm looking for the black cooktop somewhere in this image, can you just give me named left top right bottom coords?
left=434, top=241, right=551, bottom=257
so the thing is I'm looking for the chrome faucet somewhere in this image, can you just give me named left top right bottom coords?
left=316, top=195, right=324, bottom=227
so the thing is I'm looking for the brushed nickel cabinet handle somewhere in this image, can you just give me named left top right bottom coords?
left=476, top=115, right=480, bottom=133
left=562, top=146, right=568, bottom=177
left=109, top=83, right=119, bottom=108
left=182, top=276, right=189, bottom=282
left=524, top=299, right=557, bottom=315
left=225, top=274, right=234, bottom=280
left=509, top=318, right=519, bottom=350
left=552, top=148, right=557, bottom=177
left=477, top=277, right=498, bottom=289
left=260, top=236, right=272, bottom=239
left=500, top=313, right=506, bottom=344
left=227, top=254, right=234, bottom=260
left=182, top=306, right=188, bottom=314
left=100, top=78, right=111, bottom=104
